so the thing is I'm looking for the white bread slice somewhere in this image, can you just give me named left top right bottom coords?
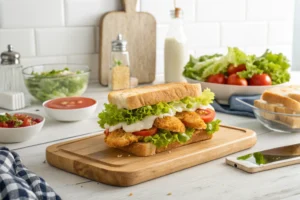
left=108, top=83, right=202, bottom=110
left=118, top=129, right=212, bottom=157
left=261, top=85, right=300, bottom=112
left=254, top=99, right=279, bottom=120
left=275, top=106, right=300, bottom=129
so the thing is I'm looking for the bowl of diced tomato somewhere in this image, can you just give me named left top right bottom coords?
left=0, top=113, right=45, bottom=143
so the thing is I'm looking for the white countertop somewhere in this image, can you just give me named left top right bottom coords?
left=1, top=73, right=300, bottom=200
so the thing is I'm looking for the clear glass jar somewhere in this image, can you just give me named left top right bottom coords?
left=108, top=34, right=130, bottom=91
left=164, top=8, right=188, bottom=83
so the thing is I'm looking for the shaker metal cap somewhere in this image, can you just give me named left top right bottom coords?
left=1, top=44, right=20, bottom=65
left=112, top=34, right=127, bottom=52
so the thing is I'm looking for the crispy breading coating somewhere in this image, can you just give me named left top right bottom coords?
left=105, top=129, right=139, bottom=148
left=154, top=116, right=186, bottom=133
left=176, top=111, right=207, bottom=129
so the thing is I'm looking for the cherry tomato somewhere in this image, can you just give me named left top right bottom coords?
left=133, top=127, right=158, bottom=136
left=249, top=74, right=272, bottom=86
left=0, top=122, right=8, bottom=128
left=195, top=109, right=216, bottom=123
left=207, top=74, right=226, bottom=84
left=21, top=117, right=32, bottom=127
left=104, top=129, right=109, bottom=136
left=227, top=64, right=246, bottom=75
left=227, top=74, right=248, bottom=86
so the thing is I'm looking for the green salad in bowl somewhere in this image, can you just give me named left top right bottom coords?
left=22, top=64, right=90, bottom=102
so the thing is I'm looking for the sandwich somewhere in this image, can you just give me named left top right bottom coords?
left=254, top=85, right=300, bottom=128
left=98, top=83, right=221, bottom=156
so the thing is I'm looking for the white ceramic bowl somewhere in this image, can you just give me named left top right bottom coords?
left=0, top=112, right=45, bottom=143
left=43, top=97, right=98, bottom=121
left=186, top=78, right=287, bottom=105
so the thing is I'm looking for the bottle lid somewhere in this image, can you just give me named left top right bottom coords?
left=170, top=7, right=183, bottom=18
left=112, top=34, right=127, bottom=52
left=1, top=45, right=20, bottom=65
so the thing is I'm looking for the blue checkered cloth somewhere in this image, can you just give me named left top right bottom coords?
left=0, top=147, right=61, bottom=200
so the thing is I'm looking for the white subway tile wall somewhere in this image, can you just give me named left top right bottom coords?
left=0, top=0, right=295, bottom=79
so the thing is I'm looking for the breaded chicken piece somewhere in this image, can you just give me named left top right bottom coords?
left=154, top=116, right=185, bottom=133
left=176, top=111, right=207, bottom=130
left=105, top=129, right=139, bottom=148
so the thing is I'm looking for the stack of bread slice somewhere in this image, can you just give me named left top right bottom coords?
left=254, top=85, right=300, bottom=129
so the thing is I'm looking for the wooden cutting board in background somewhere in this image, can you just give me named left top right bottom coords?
left=99, top=0, right=156, bottom=85
left=46, top=125, right=256, bottom=186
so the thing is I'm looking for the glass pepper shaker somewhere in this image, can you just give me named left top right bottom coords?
left=108, top=34, right=130, bottom=91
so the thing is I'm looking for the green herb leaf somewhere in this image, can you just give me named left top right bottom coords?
left=253, top=152, right=267, bottom=165
left=237, top=153, right=253, bottom=160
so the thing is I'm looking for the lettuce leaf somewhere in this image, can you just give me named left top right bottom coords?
left=183, top=47, right=253, bottom=81
left=144, top=128, right=195, bottom=148
left=237, top=50, right=290, bottom=85
left=144, top=119, right=221, bottom=148
left=206, top=119, right=221, bottom=134
left=98, top=89, right=215, bottom=128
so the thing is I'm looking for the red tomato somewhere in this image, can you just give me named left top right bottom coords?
left=104, top=129, right=109, bottom=136
left=13, top=113, right=28, bottom=120
left=227, top=74, right=248, bottom=86
left=227, top=64, right=246, bottom=75
left=133, top=127, right=158, bottom=136
left=207, top=74, right=226, bottom=84
left=195, top=109, right=216, bottom=123
left=21, top=118, right=32, bottom=127
left=249, top=74, right=272, bottom=86
left=0, top=122, right=8, bottom=128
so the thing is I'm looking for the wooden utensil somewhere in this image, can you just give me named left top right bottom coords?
left=46, top=125, right=257, bottom=186
left=99, top=0, right=156, bottom=85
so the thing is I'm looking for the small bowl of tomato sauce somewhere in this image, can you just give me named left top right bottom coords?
left=0, top=112, right=45, bottom=143
left=43, top=97, right=98, bottom=121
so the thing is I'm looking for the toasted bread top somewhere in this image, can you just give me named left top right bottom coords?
left=108, top=83, right=202, bottom=110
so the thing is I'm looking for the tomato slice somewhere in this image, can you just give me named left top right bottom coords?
left=133, top=127, right=158, bottom=136
left=195, top=109, right=216, bottom=123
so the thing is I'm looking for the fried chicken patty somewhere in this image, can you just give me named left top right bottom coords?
left=175, top=111, right=207, bottom=129
left=154, top=116, right=186, bottom=133
left=105, top=129, right=139, bottom=148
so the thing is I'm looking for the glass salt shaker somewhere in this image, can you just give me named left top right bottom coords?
left=108, top=34, right=130, bottom=91
left=0, top=44, right=30, bottom=105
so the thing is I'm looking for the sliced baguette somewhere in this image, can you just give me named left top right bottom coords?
left=118, top=129, right=212, bottom=157
left=108, top=83, right=202, bottom=110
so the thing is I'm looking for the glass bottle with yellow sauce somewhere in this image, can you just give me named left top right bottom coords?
left=108, top=34, right=130, bottom=91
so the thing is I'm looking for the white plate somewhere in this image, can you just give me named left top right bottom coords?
left=186, top=78, right=287, bottom=105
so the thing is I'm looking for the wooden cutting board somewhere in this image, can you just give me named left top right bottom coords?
left=99, top=0, right=156, bottom=85
left=46, top=125, right=257, bottom=187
